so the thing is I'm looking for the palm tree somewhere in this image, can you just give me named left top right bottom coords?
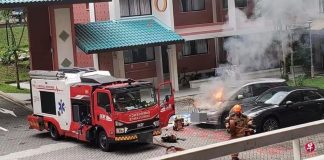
left=0, top=9, right=27, bottom=89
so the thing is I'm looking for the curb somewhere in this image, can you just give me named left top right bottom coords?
left=0, top=91, right=32, bottom=111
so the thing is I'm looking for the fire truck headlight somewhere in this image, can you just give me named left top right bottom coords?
left=116, top=128, right=126, bottom=134
left=115, top=121, right=124, bottom=127
left=153, top=120, right=159, bottom=127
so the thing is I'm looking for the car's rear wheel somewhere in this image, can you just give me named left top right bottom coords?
left=262, top=117, right=279, bottom=132
left=98, top=131, right=112, bottom=152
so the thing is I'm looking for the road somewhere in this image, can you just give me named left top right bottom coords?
left=0, top=97, right=324, bottom=160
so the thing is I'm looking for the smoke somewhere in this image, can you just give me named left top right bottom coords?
left=225, top=0, right=315, bottom=71
left=194, top=0, right=317, bottom=109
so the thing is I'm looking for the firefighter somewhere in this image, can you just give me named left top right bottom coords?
left=225, top=104, right=253, bottom=160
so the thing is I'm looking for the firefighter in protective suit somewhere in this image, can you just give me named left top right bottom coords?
left=225, top=104, right=253, bottom=160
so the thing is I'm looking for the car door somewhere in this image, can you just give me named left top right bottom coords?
left=279, top=91, right=305, bottom=126
left=158, top=82, right=175, bottom=128
left=298, top=90, right=323, bottom=123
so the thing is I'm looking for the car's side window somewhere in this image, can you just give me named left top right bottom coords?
left=237, top=86, right=253, bottom=98
left=303, top=91, right=322, bottom=101
left=252, top=83, right=270, bottom=97
left=284, top=91, right=304, bottom=103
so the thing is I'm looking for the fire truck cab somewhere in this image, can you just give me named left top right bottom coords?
left=27, top=69, right=175, bottom=151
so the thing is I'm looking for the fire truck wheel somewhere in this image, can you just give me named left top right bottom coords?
left=49, top=124, right=60, bottom=140
left=98, top=131, right=112, bottom=152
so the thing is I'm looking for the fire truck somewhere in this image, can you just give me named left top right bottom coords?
left=27, top=69, right=175, bottom=151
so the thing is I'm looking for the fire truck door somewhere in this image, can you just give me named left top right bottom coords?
left=93, top=89, right=115, bottom=137
left=158, top=82, right=175, bottom=128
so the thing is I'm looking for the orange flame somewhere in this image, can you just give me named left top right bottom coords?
left=213, top=87, right=224, bottom=102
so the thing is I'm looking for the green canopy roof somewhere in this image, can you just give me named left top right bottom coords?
left=75, top=18, right=184, bottom=54
left=0, top=0, right=110, bottom=7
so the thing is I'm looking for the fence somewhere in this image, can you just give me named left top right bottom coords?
left=151, top=119, right=324, bottom=160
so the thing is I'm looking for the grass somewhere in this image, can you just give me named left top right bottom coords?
left=0, top=25, right=29, bottom=54
left=0, top=61, right=30, bottom=83
left=0, top=60, right=30, bottom=93
left=288, top=76, right=324, bottom=89
left=0, top=83, right=29, bottom=93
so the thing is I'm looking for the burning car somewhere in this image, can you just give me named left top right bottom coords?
left=190, top=78, right=287, bottom=127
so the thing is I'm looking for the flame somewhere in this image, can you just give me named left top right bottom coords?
left=213, top=87, right=224, bottom=102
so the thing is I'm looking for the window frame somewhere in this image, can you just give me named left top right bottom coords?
left=222, top=0, right=248, bottom=9
left=182, top=40, right=209, bottom=57
left=124, top=47, right=156, bottom=64
left=179, top=0, right=206, bottom=12
left=120, top=0, right=152, bottom=18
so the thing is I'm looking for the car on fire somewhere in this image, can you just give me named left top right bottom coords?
left=191, top=78, right=287, bottom=127
left=243, top=86, right=324, bottom=133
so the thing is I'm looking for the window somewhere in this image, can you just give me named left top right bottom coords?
left=120, top=0, right=152, bottom=17
left=223, top=0, right=247, bottom=9
left=97, top=92, right=110, bottom=110
left=124, top=47, right=155, bottom=64
left=183, top=40, right=208, bottom=56
left=252, top=84, right=270, bottom=97
left=179, top=0, right=205, bottom=12
left=237, top=86, right=253, bottom=98
left=284, top=91, right=304, bottom=104
left=303, top=91, right=322, bottom=101
left=40, top=91, right=56, bottom=115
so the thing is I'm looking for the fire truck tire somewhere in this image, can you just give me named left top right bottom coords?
left=49, top=123, right=60, bottom=140
left=98, top=131, right=112, bottom=152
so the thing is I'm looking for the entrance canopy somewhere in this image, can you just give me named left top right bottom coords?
left=75, top=18, right=184, bottom=54
left=0, top=0, right=110, bottom=8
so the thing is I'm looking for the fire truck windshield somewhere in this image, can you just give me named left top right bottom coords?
left=112, top=86, right=157, bottom=112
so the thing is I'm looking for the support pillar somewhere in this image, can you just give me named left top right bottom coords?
left=89, top=3, right=99, bottom=70
left=215, top=38, right=220, bottom=68
left=292, top=139, right=301, bottom=160
left=112, top=51, right=125, bottom=78
left=155, top=46, right=164, bottom=88
left=228, top=0, right=237, bottom=30
left=167, top=45, right=179, bottom=91
left=53, top=7, right=75, bottom=69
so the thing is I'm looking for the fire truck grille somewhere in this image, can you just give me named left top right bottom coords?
left=124, top=119, right=158, bottom=134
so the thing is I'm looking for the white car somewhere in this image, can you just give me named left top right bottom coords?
left=190, top=78, right=287, bottom=127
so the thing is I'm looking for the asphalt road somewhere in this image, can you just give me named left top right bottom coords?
left=1, top=97, right=324, bottom=160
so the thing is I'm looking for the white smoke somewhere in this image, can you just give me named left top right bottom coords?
left=194, top=0, right=317, bottom=109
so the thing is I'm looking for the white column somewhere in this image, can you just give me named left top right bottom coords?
left=108, top=0, right=121, bottom=20
left=155, top=46, right=164, bottom=87
left=167, top=45, right=179, bottom=91
left=292, top=139, right=301, bottom=160
left=89, top=3, right=99, bottom=70
left=228, top=0, right=237, bottom=30
left=54, top=8, right=75, bottom=69
left=113, top=51, right=126, bottom=78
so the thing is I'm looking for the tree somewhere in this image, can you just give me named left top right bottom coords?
left=0, top=9, right=27, bottom=89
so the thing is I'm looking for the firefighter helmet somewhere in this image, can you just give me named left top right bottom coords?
left=232, top=104, right=242, bottom=113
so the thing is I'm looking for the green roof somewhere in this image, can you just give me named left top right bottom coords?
left=0, top=0, right=110, bottom=7
left=75, top=18, right=184, bottom=54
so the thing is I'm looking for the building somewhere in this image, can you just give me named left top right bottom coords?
left=2, top=0, right=324, bottom=91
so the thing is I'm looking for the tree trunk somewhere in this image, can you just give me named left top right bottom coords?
left=14, top=51, right=20, bottom=89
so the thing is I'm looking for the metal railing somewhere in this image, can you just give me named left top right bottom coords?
left=151, top=119, right=324, bottom=160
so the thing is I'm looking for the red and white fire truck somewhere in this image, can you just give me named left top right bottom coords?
left=27, top=69, right=175, bottom=151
